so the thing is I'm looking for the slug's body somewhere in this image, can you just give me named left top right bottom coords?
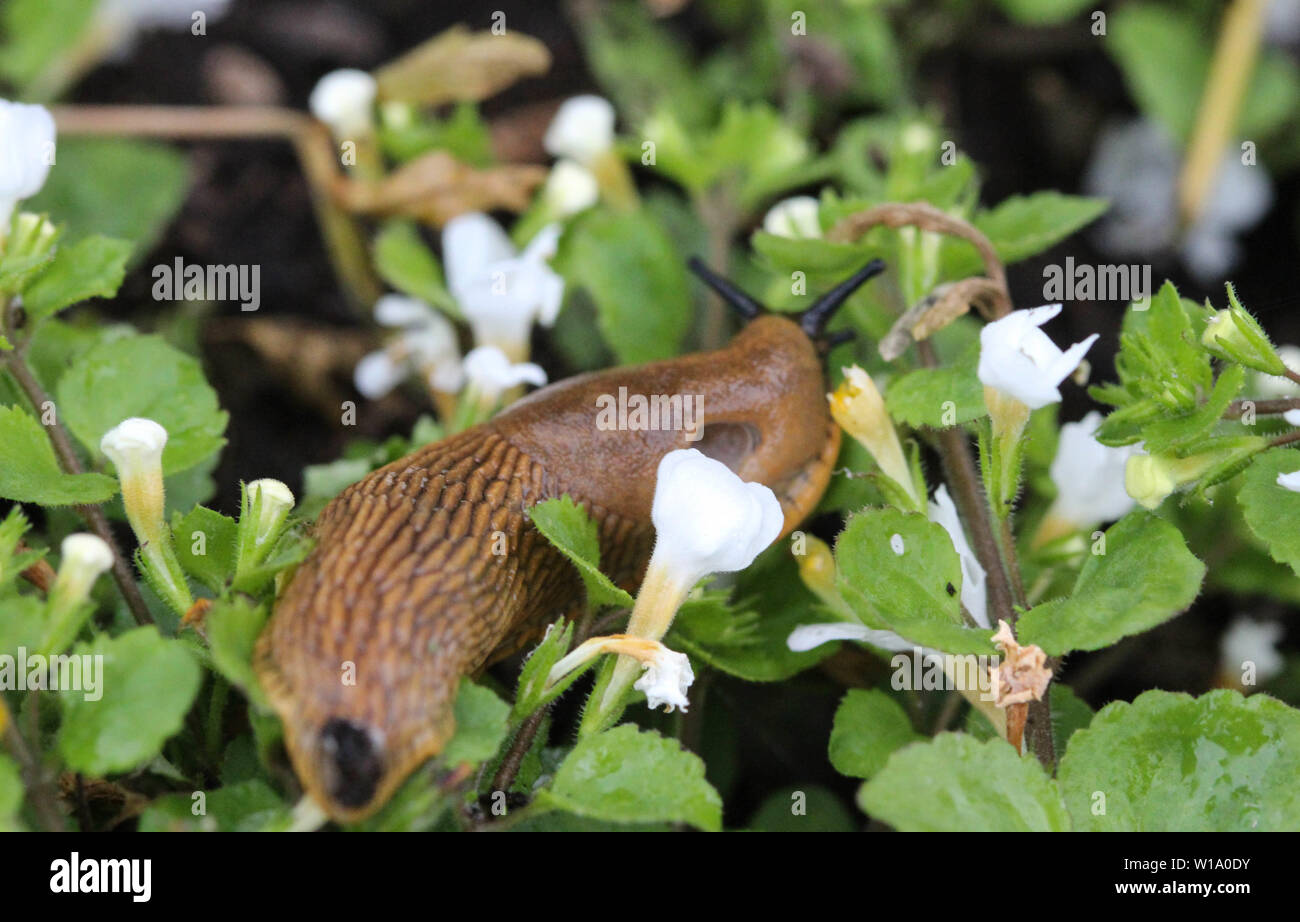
left=254, top=262, right=883, bottom=821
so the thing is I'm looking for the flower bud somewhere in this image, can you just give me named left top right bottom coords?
left=829, top=366, right=919, bottom=506
left=48, top=533, right=113, bottom=613
left=308, top=69, right=378, bottom=139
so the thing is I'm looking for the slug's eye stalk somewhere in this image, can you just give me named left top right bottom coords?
left=799, top=258, right=886, bottom=340
left=686, top=256, right=764, bottom=320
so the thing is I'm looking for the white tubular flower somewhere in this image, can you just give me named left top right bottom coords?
left=928, top=485, right=988, bottom=629
left=592, top=449, right=782, bottom=724
left=541, top=159, right=599, bottom=217
left=1220, top=617, right=1284, bottom=685
left=978, top=304, right=1098, bottom=410
left=0, top=99, right=56, bottom=232
left=246, top=479, right=294, bottom=547
left=1278, top=470, right=1300, bottom=493
left=443, top=213, right=564, bottom=360
left=354, top=295, right=463, bottom=399
left=100, top=418, right=168, bottom=545
left=1045, top=411, right=1138, bottom=529
left=548, top=635, right=696, bottom=713
left=461, top=345, right=546, bottom=405
left=633, top=646, right=694, bottom=713
left=648, top=449, right=785, bottom=590
left=787, top=622, right=928, bottom=656
left=543, top=95, right=616, bottom=165
left=308, top=68, right=378, bottom=139
left=50, top=533, right=114, bottom=611
left=762, top=196, right=821, bottom=239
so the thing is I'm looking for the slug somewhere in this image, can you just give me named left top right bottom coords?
left=253, top=257, right=885, bottom=821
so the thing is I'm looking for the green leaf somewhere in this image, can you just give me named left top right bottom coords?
left=0, top=0, right=97, bottom=90
left=945, top=193, right=1108, bottom=278
left=537, top=725, right=722, bottom=831
left=172, top=506, right=237, bottom=591
left=440, top=679, right=510, bottom=767
left=58, top=334, right=228, bottom=475
left=527, top=495, right=633, bottom=610
left=21, top=236, right=132, bottom=322
left=371, top=220, right=456, bottom=314
left=206, top=598, right=270, bottom=709
left=138, top=780, right=292, bottom=832
left=512, top=620, right=576, bottom=722
left=1018, top=512, right=1205, bottom=655
left=835, top=508, right=995, bottom=654
left=1059, top=689, right=1300, bottom=831
left=1050, top=683, right=1095, bottom=757
left=885, top=344, right=986, bottom=428
left=828, top=689, right=922, bottom=781
left=747, top=785, right=856, bottom=832
left=1238, top=449, right=1300, bottom=576
left=669, top=593, right=831, bottom=682
left=57, top=627, right=202, bottom=775
left=859, top=733, right=1070, bottom=831
left=564, top=207, right=690, bottom=363
left=26, top=139, right=188, bottom=259
left=0, top=405, right=117, bottom=505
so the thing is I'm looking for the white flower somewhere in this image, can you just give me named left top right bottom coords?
left=461, top=345, right=546, bottom=403
left=246, top=478, right=294, bottom=547
left=308, top=69, right=378, bottom=139
left=52, top=533, right=114, bottom=607
left=978, top=304, right=1098, bottom=410
left=94, top=0, right=232, bottom=58
left=543, top=95, right=615, bottom=165
left=762, top=196, right=821, bottom=239
left=547, top=635, right=696, bottom=713
left=1278, top=469, right=1300, bottom=493
left=649, top=449, right=785, bottom=589
left=355, top=295, right=463, bottom=398
left=1084, top=118, right=1272, bottom=284
left=1220, top=617, right=1284, bottom=683
left=787, top=622, right=923, bottom=655
left=442, top=213, right=564, bottom=358
left=541, top=159, right=599, bottom=217
left=1047, top=411, right=1138, bottom=527
left=633, top=646, right=695, bottom=713
left=0, top=99, right=56, bottom=231
left=928, top=485, right=988, bottom=628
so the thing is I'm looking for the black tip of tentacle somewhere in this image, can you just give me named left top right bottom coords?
left=687, top=256, right=764, bottom=320
left=823, top=329, right=856, bottom=350
left=799, top=258, right=886, bottom=339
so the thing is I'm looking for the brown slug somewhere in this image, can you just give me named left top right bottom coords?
left=252, top=257, right=885, bottom=821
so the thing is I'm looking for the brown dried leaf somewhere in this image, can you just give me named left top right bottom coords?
left=374, top=25, right=551, bottom=106
left=335, top=149, right=546, bottom=225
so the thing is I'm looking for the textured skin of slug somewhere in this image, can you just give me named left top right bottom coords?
left=253, top=315, right=841, bottom=822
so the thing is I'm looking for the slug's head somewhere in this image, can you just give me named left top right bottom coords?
left=686, top=255, right=885, bottom=357
left=315, top=718, right=386, bottom=811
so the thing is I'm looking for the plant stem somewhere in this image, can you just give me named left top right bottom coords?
left=1225, top=396, right=1300, bottom=417
left=1268, top=429, right=1300, bottom=448
left=490, top=706, right=547, bottom=797
left=694, top=186, right=741, bottom=351
left=917, top=341, right=1054, bottom=768
left=2, top=713, right=64, bottom=831
left=1178, top=0, right=1266, bottom=226
left=0, top=340, right=153, bottom=627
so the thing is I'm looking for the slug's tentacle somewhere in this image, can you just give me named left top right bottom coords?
left=799, top=258, right=886, bottom=339
left=686, top=256, right=764, bottom=319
